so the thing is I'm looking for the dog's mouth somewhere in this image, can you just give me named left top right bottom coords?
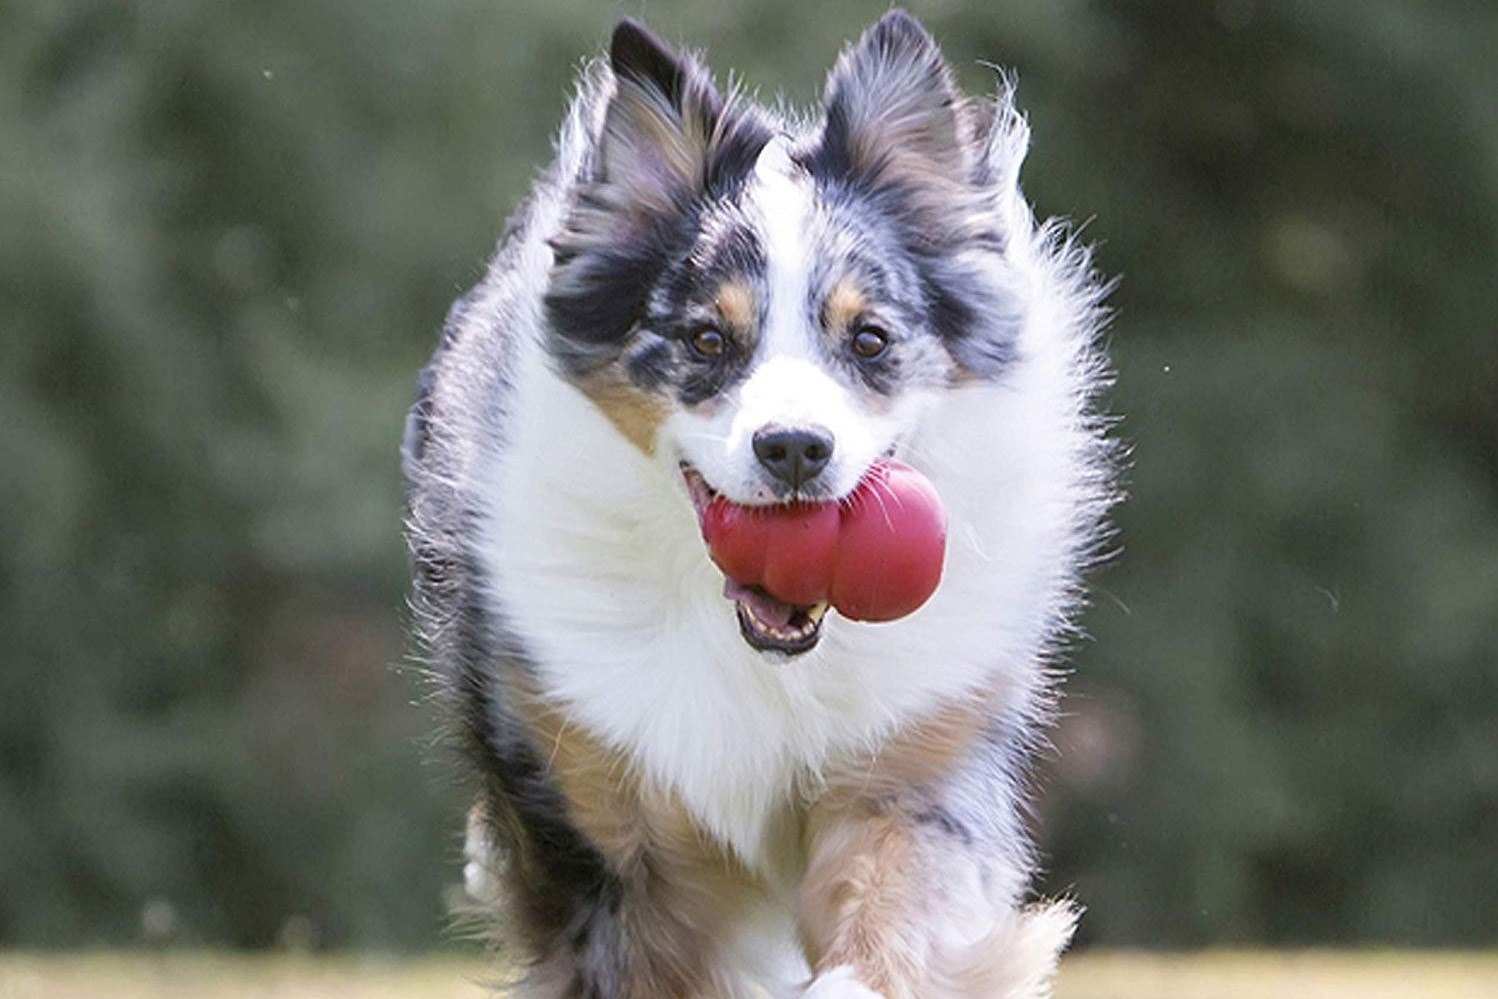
left=728, top=579, right=830, bottom=655
left=682, top=465, right=828, bottom=656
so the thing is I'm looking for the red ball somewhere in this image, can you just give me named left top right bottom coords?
left=829, top=461, right=948, bottom=622
left=699, top=460, right=947, bottom=623
left=760, top=503, right=841, bottom=606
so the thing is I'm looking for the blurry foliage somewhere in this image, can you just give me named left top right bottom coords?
left=1, top=0, right=1494, bottom=950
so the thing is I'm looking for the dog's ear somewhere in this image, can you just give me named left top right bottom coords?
left=598, top=19, right=725, bottom=215
left=817, top=10, right=973, bottom=188
left=545, top=21, right=769, bottom=377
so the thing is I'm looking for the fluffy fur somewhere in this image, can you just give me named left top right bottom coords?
left=404, top=11, right=1113, bottom=998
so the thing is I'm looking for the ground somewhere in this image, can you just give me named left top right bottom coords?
left=0, top=951, right=1493, bottom=999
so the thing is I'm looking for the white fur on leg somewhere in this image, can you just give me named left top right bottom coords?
left=802, top=965, right=885, bottom=999
left=930, top=901, right=1078, bottom=999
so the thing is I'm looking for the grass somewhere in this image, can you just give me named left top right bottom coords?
left=1, top=950, right=1494, bottom=998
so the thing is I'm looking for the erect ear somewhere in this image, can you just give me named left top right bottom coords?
left=545, top=21, right=771, bottom=379
left=817, top=9, right=972, bottom=187
left=598, top=18, right=726, bottom=215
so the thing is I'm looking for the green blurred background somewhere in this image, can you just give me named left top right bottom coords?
left=2, top=0, right=1494, bottom=953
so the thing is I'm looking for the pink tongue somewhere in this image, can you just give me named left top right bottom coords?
left=724, top=578, right=796, bottom=630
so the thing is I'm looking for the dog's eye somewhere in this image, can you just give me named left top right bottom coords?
left=690, top=326, right=726, bottom=358
left=851, top=325, right=890, bottom=360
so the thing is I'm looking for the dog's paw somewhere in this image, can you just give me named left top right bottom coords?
left=462, top=800, right=502, bottom=905
left=802, top=966, right=884, bottom=999
left=932, top=900, right=1079, bottom=999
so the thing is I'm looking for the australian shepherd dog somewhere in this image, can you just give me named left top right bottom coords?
left=403, top=10, right=1113, bottom=998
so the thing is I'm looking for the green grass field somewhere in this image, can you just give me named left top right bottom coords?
left=1, top=951, right=1493, bottom=999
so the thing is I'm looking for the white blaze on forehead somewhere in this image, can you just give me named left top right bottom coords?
left=749, top=136, right=815, bottom=359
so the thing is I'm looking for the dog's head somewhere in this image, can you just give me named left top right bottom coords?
left=544, top=11, right=1032, bottom=653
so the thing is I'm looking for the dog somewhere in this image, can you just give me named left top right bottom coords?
left=402, top=10, right=1113, bottom=998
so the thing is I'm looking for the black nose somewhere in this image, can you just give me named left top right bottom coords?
left=752, top=426, right=834, bottom=489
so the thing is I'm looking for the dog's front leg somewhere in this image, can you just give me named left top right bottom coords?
left=796, top=801, right=1075, bottom=999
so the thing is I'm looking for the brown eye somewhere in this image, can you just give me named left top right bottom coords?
left=690, top=327, right=726, bottom=358
left=851, top=325, right=890, bottom=360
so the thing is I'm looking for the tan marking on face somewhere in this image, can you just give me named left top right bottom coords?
left=508, top=679, right=762, bottom=995
left=577, top=369, right=673, bottom=454
left=715, top=279, right=756, bottom=332
left=823, top=277, right=868, bottom=333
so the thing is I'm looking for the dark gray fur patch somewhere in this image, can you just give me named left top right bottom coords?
left=640, top=210, right=769, bottom=406
left=560, top=209, right=771, bottom=410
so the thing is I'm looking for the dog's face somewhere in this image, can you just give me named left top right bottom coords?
left=648, top=136, right=946, bottom=510
left=545, top=13, right=1025, bottom=653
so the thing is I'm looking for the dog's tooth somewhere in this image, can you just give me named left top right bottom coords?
left=737, top=596, right=829, bottom=647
